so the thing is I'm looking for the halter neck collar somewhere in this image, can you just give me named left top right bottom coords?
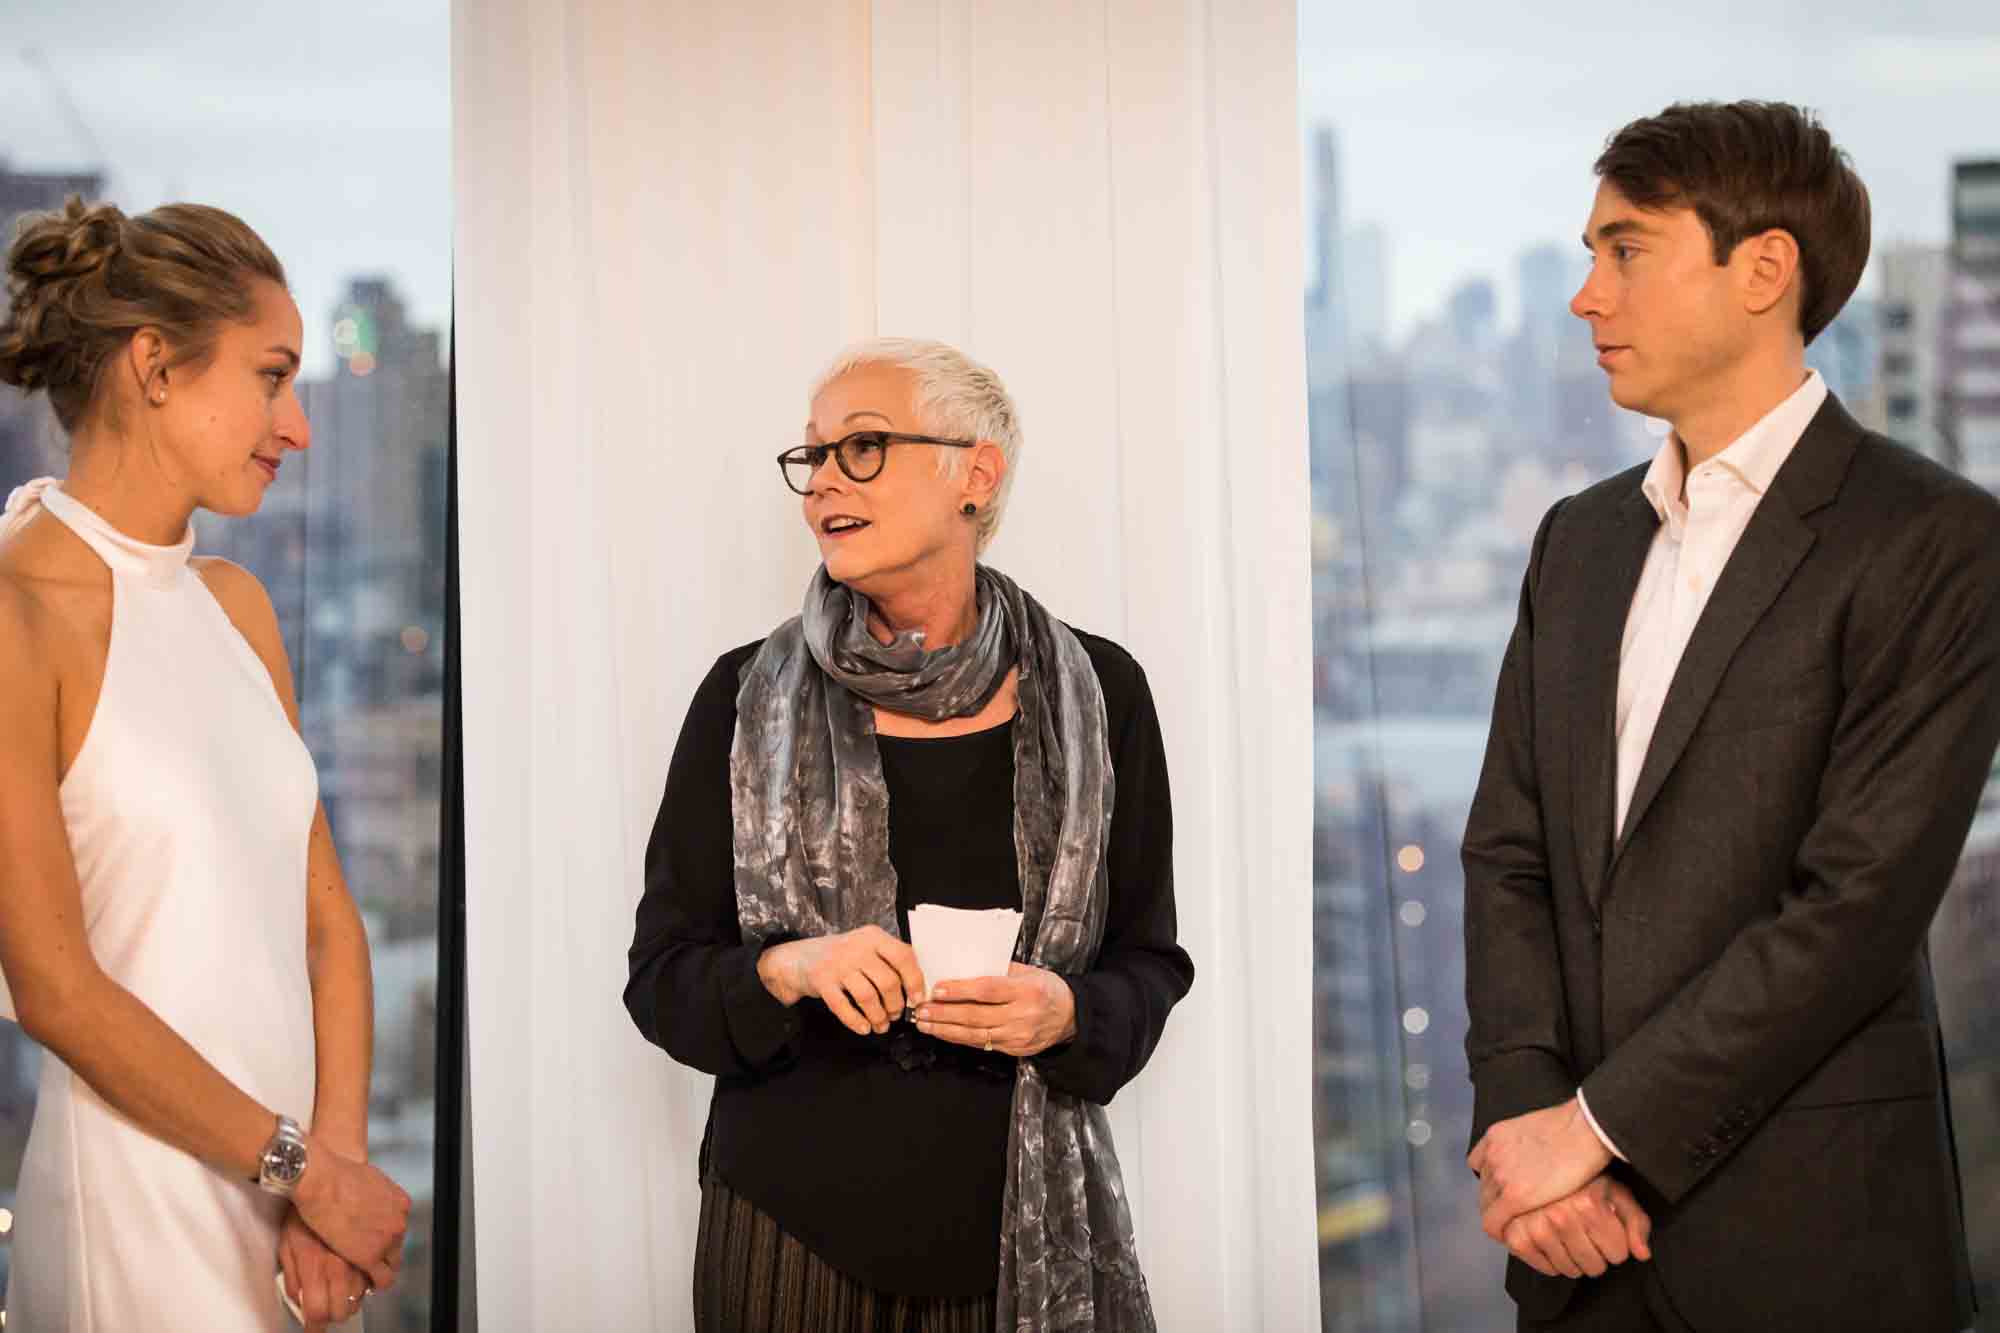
left=3, top=479, right=196, bottom=589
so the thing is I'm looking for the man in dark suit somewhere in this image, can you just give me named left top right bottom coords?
left=1462, top=100, right=1998, bottom=1332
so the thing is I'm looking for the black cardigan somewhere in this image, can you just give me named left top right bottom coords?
left=624, top=628, right=1194, bottom=1297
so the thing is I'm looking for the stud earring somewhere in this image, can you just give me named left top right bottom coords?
left=961, top=503, right=977, bottom=517
left=153, top=390, right=167, bottom=405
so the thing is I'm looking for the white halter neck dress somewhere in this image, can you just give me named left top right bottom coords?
left=1, top=480, right=320, bottom=1332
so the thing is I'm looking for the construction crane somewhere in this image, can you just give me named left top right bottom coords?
left=21, top=47, right=108, bottom=173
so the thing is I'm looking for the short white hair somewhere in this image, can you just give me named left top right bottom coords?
left=810, top=337, right=1022, bottom=554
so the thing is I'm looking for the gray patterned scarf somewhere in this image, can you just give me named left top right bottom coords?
left=729, top=564, right=1156, bottom=1332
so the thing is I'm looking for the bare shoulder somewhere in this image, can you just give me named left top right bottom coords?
left=192, top=557, right=296, bottom=705
left=0, top=569, right=39, bottom=664
left=0, top=531, right=77, bottom=674
left=0, top=570, right=58, bottom=738
left=192, top=556, right=281, bottom=646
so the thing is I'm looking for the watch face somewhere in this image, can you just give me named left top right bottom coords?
left=268, top=1138, right=308, bottom=1184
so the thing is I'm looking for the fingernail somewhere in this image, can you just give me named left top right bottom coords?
left=915, top=1007, right=930, bottom=1021
left=933, top=986, right=949, bottom=1000
left=916, top=1020, right=931, bottom=1033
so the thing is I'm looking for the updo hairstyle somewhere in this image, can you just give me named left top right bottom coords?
left=0, top=196, right=286, bottom=430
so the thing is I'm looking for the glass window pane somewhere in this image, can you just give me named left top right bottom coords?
left=0, top=9, right=449, bottom=1328
left=1300, top=7, right=2000, bottom=1327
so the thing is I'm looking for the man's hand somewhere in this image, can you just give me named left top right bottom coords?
left=914, top=963, right=1076, bottom=1057
left=279, top=1206, right=371, bottom=1329
left=1468, top=1097, right=1612, bottom=1241
left=1500, top=1174, right=1653, bottom=1278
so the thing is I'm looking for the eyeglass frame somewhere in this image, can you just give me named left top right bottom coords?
left=775, top=430, right=978, bottom=495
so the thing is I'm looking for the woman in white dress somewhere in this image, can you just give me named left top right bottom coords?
left=0, top=198, right=411, bottom=1331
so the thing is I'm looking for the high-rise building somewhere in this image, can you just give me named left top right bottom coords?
left=311, top=278, right=450, bottom=609
left=1506, top=243, right=1622, bottom=478
left=1942, top=161, right=2000, bottom=490
left=1871, top=245, right=1951, bottom=462
left=0, top=161, right=101, bottom=232
left=0, top=161, right=104, bottom=484
left=1302, top=124, right=1424, bottom=1330
left=1807, top=298, right=1879, bottom=409
left=1516, top=243, right=1578, bottom=340
left=1932, top=161, right=2000, bottom=1316
left=1305, top=128, right=1350, bottom=400
left=1445, top=277, right=1497, bottom=352
left=1344, top=222, right=1389, bottom=364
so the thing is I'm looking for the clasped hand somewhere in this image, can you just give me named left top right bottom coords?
left=1468, top=1098, right=1653, bottom=1280
left=761, top=926, right=1076, bottom=1057
left=278, top=1141, right=412, bottom=1328
left=279, top=1207, right=370, bottom=1330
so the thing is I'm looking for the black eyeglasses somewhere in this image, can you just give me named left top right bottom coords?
left=776, top=430, right=976, bottom=495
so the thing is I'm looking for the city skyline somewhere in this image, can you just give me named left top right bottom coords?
left=1300, top=0, right=2000, bottom=342
left=0, top=0, right=450, bottom=380
left=12, top=0, right=1994, bottom=370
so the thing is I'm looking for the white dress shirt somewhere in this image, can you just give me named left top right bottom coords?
left=1576, top=369, right=1829, bottom=1161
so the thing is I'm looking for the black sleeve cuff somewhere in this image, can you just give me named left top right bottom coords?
left=721, top=939, right=804, bottom=1073
left=1032, top=974, right=1118, bottom=1105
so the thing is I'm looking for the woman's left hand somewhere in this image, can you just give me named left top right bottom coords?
left=914, top=963, right=1077, bottom=1057
left=279, top=1206, right=370, bottom=1329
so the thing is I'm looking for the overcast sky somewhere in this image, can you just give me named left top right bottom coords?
left=2, top=0, right=450, bottom=379
left=1300, top=0, right=2000, bottom=339
left=5, top=2, right=1995, bottom=370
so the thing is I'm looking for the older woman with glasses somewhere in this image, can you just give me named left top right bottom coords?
left=625, top=338, right=1194, bottom=1333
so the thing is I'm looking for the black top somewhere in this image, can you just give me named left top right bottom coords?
left=624, top=628, right=1195, bottom=1298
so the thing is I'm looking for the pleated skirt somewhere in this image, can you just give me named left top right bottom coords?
left=694, top=1174, right=998, bottom=1333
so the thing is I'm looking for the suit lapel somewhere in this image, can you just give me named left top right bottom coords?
left=1608, top=502, right=1815, bottom=873
left=1572, top=487, right=1658, bottom=912
left=1605, top=394, right=1864, bottom=878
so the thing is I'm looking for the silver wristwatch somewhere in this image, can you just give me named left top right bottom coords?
left=256, top=1115, right=309, bottom=1197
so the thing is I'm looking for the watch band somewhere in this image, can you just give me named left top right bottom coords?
left=256, top=1114, right=309, bottom=1198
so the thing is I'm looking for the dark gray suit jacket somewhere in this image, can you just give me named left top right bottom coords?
left=1463, top=394, right=1996, bottom=1331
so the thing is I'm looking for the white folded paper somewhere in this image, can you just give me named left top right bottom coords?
left=908, top=904, right=1023, bottom=999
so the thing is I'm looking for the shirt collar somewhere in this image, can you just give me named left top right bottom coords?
left=1640, top=370, right=1828, bottom=532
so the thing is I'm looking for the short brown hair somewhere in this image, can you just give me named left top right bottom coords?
left=0, top=196, right=287, bottom=430
left=1595, top=101, right=1869, bottom=344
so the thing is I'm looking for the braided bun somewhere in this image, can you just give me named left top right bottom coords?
left=0, top=195, right=286, bottom=431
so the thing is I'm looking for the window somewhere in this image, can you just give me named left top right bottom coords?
left=1299, top=7, right=2000, bottom=1325
left=0, top=13, right=449, bottom=1328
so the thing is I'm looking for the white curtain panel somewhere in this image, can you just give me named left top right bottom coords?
left=455, top=1, right=1315, bottom=1328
